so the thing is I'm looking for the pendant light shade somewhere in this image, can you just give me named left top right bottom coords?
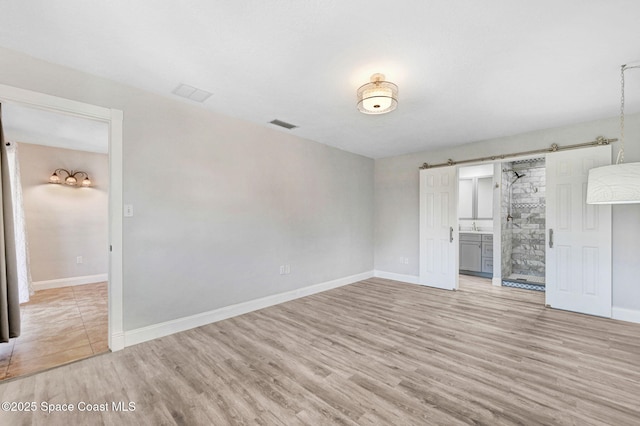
left=586, top=63, right=640, bottom=204
left=357, top=73, right=398, bottom=114
left=586, top=162, right=640, bottom=204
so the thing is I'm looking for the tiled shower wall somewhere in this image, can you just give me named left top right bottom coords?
left=501, top=164, right=513, bottom=279
left=502, top=158, right=546, bottom=278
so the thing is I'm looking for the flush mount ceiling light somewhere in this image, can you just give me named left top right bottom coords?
left=49, top=168, right=91, bottom=187
left=357, top=73, right=398, bottom=114
left=587, top=63, right=640, bottom=204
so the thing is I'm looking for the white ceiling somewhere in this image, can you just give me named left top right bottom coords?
left=1, top=1, right=640, bottom=159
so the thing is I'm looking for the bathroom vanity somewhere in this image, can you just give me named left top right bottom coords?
left=459, top=232, right=493, bottom=278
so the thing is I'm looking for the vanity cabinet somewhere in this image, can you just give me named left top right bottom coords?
left=481, top=234, right=493, bottom=274
left=460, top=234, right=482, bottom=271
left=460, top=233, right=493, bottom=278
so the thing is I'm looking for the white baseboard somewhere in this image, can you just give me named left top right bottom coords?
left=123, top=270, right=374, bottom=348
left=33, top=274, right=108, bottom=291
left=373, top=270, right=420, bottom=285
left=109, top=332, right=125, bottom=352
left=612, top=307, right=640, bottom=324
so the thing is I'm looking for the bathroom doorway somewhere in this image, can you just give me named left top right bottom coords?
left=500, top=158, right=546, bottom=292
left=0, top=83, right=124, bottom=378
left=0, top=103, right=110, bottom=379
left=457, top=164, right=495, bottom=281
left=421, top=145, right=613, bottom=315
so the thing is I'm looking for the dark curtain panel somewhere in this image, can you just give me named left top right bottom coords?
left=0, top=103, right=20, bottom=342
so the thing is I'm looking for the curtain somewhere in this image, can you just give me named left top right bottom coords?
left=6, top=142, right=33, bottom=303
left=0, top=103, right=21, bottom=342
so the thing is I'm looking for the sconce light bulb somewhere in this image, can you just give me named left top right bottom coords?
left=65, top=175, right=77, bottom=185
left=82, top=177, right=92, bottom=187
left=49, top=173, right=60, bottom=184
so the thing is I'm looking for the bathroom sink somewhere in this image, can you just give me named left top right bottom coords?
left=460, top=229, right=493, bottom=234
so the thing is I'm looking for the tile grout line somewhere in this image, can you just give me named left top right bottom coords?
left=73, top=283, right=109, bottom=355
left=3, top=304, right=30, bottom=379
left=2, top=283, right=107, bottom=381
left=72, top=286, right=97, bottom=354
left=1, top=340, right=15, bottom=380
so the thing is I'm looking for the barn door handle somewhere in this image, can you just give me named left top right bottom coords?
left=549, top=229, right=554, bottom=248
left=450, top=227, right=454, bottom=243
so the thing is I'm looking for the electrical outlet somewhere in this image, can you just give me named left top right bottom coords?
left=76, top=256, right=83, bottom=264
left=280, top=264, right=291, bottom=275
left=404, top=258, right=409, bottom=265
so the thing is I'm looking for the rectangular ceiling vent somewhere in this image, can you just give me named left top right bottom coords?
left=172, top=83, right=213, bottom=103
left=269, top=119, right=298, bottom=130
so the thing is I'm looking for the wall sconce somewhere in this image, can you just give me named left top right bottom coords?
left=49, top=169, right=92, bottom=187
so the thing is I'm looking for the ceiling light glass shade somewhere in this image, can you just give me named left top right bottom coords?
left=65, top=175, right=77, bottom=185
left=49, top=173, right=61, bottom=184
left=586, top=162, right=640, bottom=204
left=81, top=177, right=92, bottom=187
left=357, top=73, right=398, bottom=114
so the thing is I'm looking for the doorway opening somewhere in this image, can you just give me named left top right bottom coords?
left=422, top=144, right=612, bottom=317
left=0, top=83, right=124, bottom=379
left=456, top=159, right=547, bottom=295
left=457, top=164, right=495, bottom=280
left=0, top=103, right=110, bottom=379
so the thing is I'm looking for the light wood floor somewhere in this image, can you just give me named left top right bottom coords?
left=1, top=276, right=639, bottom=425
left=0, top=282, right=108, bottom=380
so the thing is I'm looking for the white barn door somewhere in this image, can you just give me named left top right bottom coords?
left=546, top=145, right=612, bottom=317
left=419, top=167, right=458, bottom=290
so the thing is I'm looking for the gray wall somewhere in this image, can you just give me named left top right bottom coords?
left=375, top=113, right=640, bottom=312
left=0, top=46, right=374, bottom=330
left=18, top=143, right=109, bottom=282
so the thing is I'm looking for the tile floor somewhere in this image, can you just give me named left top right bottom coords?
left=0, top=282, right=108, bottom=380
left=506, top=273, right=545, bottom=284
left=503, top=273, right=546, bottom=292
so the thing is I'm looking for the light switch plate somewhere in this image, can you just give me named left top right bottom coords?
left=124, top=204, right=134, bottom=217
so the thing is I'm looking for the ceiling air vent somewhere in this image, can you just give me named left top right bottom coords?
left=269, top=119, right=297, bottom=130
left=172, top=83, right=213, bottom=103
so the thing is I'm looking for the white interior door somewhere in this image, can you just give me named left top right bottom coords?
left=546, top=145, right=612, bottom=317
left=419, top=167, right=458, bottom=290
